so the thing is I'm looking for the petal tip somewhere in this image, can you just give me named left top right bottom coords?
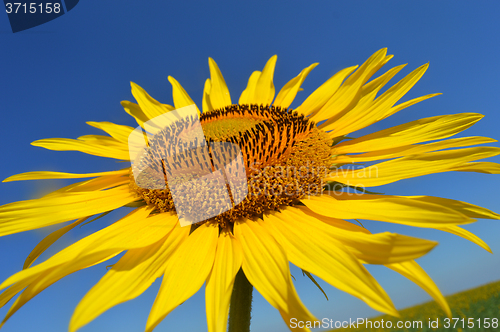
left=167, top=76, right=177, bottom=85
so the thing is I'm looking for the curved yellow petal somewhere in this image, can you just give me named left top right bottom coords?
left=238, top=56, right=278, bottom=106
left=0, top=207, right=176, bottom=292
left=23, top=217, right=88, bottom=269
left=450, top=161, right=500, bottom=174
left=31, top=137, right=130, bottom=160
left=437, top=225, right=491, bottom=253
left=321, top=64, right=433, bottom=134
left=239, top=71, right=261, bottom=105
left=76, top=135, right=123, bottom=144
left=202, top=78, right=214, bottom=114
left=386, top=260, right=451, bottom=318
left=205, top=228, right=242, bottom=332
left=333, top=136, right=497, bottom=164
left=0, top=209, right=180, bottom=327
left=361, top=64, right=406, bottom=97
left=2, top=209, right=158, bottom=325
left=146, top=222, right=218, bottom=332
left=407, top=195, right=500, bottom=220
left=233, top=219, right=318, bottom=328
left=130, top=82, right=174, bottom=120
left=70, top=225, right=189, bottom=332
left=3, top=169, right=129, bottom=183
left=274, top=63, right=318, bottom=109
left=328, top=147, right=500, bottom=187
left=0, top=281, right=26, bottom=308
left=313, top=48, right=391, bottom=122
left=121, top=100, right=150, bottom=128
left=44, top=171, right=130, bottom=195
left=253, top=55, right=277, bottom=105
left=296, top=66, right=358, bottom=118
left=290, top=206, right=437, bottom=264
left=334, top=113, right=484, bottom=154
left=0, top=185, right=137, bottom=237
left=313, top=61, right=401, bottom=124
left=263, top=211, right=398, bottom=317
left=208, top=58, right=232, bottom=109
left=301, top=193, right=474, bottom=228
left=295, top=206, right=371, bottom=234
left=167, top=76, right=200, bottom=114
left=0, top=250, right=120, bottom=328
left=86, top=121, right=135, bottom=143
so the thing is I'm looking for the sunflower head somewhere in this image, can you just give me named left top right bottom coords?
left=1, top=49, right=499, bottom=332
left=129, top=101, right=333, bottom=227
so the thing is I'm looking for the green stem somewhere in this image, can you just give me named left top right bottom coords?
left=228, top=269, right=253, bottom=332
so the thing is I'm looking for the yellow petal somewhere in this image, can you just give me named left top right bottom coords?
left=301, top=193, right=474, bottom=228
left=2, top=208, right=157, bottom=326
left=146, top=222, right=218, bottom=332
left=295, top=206, right=371, bottom=234
left=313, top=49, right=391, bottom=122
left=291, top=206, right=437, bottom=264
left=253, top=55, right=277, bottom=105
left=295, top=65, right=358, bottom=117
left=239, top=71, right=261, bottom=105
left=263, top=211, right=398, bottom=316
left=205, top=228, right=242, bottom=332
left=0, top=282, right=26, bottom=308
left=333, top=136, right=497, bottom=164
left=0, top=250, right=120, bottom=328
left=407, top=195, right=500, bottom=220
left=334, top=113, right=484, bottom=154
left=0, top=208, right=179, bottom=322
left=70, top=225, right=189, bottom=332
left=167, top=76, right=200, bottom=114
left=0, top=206, right=158, bottom=291
left=23, top=217, right=88, bottom=269
left=202, top=78, right=214, bottom=114
left=321, top=64, right=434, bottom=134
left=274, top=63, right=318, bottom=109
left=86, top=121, right=135, bottom=143
left=328, top=147, right=500, bottom=187
left=386, top=260, right=451, bottom=317
left=314, top=63, right=406, bottom=125
left=0, top=186, right=137, bottom=237
left=313, top=61, right=403, bottom=124
left=121, top=100, right=150, bottom=128
left=208, top=58, right=232, bottom=109
left=436, top=225, right=491, bottom=253
left=361, top=64, right=406, bottom=97
left=450, top=161, right=500, bottom=174
left=31, top=137, right=130, bottom=160
left=130, top=82, right=174, bottom=120
left=3, top=169, right=129, bottom=183
left=233, top=219, right=318, bottom=327
left=44, top=171, right=130, bottom=195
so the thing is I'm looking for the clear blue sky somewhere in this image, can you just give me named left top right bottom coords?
left=1, top=1, right=500, bottom=331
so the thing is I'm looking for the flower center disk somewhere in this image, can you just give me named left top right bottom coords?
left=130, top=104, right=333, bottom=227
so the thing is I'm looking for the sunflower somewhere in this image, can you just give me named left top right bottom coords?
left=1, top=48, right=499, bottom=332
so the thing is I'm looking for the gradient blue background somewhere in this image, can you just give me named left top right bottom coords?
left=1, top=1, right=499, bottom=331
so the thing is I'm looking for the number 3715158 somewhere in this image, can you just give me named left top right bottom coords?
left=443, top=317, right=498, bottom=329
left=5, top=3, right=61, bottom=14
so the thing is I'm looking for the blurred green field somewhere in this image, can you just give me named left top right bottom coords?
left=331, top=280, right=500, bottom=331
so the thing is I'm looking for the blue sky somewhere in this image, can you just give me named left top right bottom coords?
left=1, top=1, right=500, bottom=331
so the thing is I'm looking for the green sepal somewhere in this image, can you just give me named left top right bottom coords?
left=302, top=269, right=328, bottom=300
